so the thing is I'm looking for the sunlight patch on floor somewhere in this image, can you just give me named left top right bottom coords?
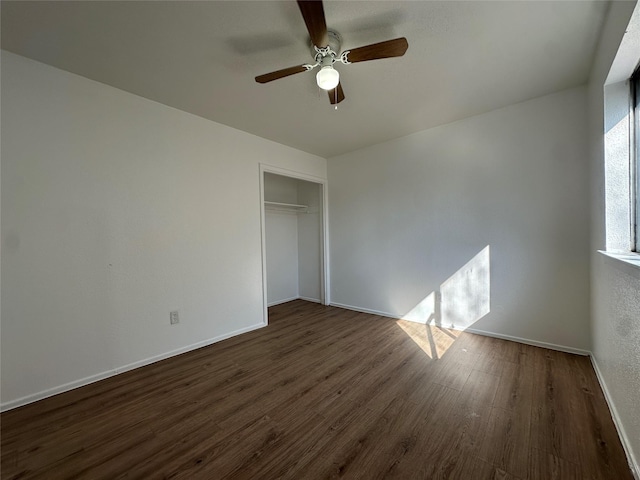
left=395, top=320, right=460, bottom=359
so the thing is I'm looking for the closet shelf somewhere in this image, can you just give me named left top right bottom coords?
left=264, top=201, right=309, bottom=213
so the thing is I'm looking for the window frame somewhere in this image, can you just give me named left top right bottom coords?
left=633, top=67, right=640, bottom=252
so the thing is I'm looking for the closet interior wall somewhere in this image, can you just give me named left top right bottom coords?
left=264, top=172, right=322, bottom=307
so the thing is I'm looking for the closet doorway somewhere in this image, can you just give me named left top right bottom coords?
left=259, top=165, right=329, bottom=324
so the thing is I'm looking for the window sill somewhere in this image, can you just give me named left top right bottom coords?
left=598, top=250, right=640, bottom=273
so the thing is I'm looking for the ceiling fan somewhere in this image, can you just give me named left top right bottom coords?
left=255, top=0, right=409, bottom=106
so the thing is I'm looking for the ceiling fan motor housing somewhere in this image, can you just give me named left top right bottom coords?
left=310, top=29, right=343, bottom=62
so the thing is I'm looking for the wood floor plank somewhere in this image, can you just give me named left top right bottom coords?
left=380, top=384, right=462, bottom=479
left=1, top=300, right=634, bottom=480
left=222, top=412, right=329, bottom=479
left=571, top=370, right=633, bottom=480
left=530, top=348, right=576, bottom=461
left=478, top=406, right=531, bottom=479
left=112, top=413, right=224, bottom=479
left=528, top=447, right=581, bottom=480
left=165, top=414, right=278, bottom=479
left=494, top=360, right=534, bottom=413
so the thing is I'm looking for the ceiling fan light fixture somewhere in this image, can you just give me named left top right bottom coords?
left=316, top=65, right=339, bottom=90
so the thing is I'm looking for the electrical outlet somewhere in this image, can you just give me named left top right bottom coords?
left=170, top=310, right=180, bottom=325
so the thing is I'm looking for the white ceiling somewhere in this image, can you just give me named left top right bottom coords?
left=1, top=1, right=608, bottom=158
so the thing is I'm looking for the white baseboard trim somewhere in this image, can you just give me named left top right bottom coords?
left=463, top=327, right=590, bottom=356
left=590, top=356, right=640, bottom=480
left=267, top=296, right=300, bottom=307
left=329, top=302, right=590, bottom=356
left=329, top=302, right=400, bottom=319
left=299, top=296, right=322, bottom=304
left=268, top=296, right=322, bottom=307
left=0, top=322, right=266, bottom=412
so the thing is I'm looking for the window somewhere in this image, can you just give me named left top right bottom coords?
left=634, top=68, right=640, bottom=252
left=600, top=4, right=640, bottom=268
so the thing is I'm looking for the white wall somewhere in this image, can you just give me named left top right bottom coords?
left=328, top=86, right=591, bottom=352
left=265, top=212, right=299, bottom=305
left=297, top=181, right=322, bottom=302
left=588, top=1, right=640, bottom=473
left=264, top=172, right=300, bottom=204
left=0, top=51, right=326, bottom=409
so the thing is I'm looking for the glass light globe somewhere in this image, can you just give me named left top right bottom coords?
left=316, top=66, right=340, bottom=90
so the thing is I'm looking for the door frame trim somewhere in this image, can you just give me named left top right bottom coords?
left=259, top=164, right=330, bottom=325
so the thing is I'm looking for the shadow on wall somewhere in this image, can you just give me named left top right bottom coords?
left=396, top=246, right=490, bottom=359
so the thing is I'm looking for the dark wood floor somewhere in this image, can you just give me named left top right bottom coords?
left=1, top=300, right=632, bottom=479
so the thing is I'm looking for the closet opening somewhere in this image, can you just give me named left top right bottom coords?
left=259, top=165, right=329, bottom=324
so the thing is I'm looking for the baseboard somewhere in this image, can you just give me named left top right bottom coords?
left=463, top=327, right=590, bottom=356
left=329, top=302, right=590, bottom=356
left=268, top=296, right=322, bottom=307
left=329, top=302, right=400, bottom=319
left=0, top=322, right=266, bottom=412
left=298, top=296, right=321, bottom=304
left=590, top=356, right=640, bottom=480
left=267, top=296, right=300, bottom=307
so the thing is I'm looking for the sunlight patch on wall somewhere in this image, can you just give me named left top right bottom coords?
left=440, top=245, right=490, bottom=330
left=401, top=291, right=437, bottom=324
left=397, top=246, right=490, bottom=357
left=603, top=82, right=632, bottom=251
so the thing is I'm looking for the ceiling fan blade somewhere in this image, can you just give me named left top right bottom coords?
left=328, top=82, right=345, bottom=105
left=345, top=37, right=408, bottom=63
left=297, top=0, right=329, bottom=48
left=255, top=65, right=308, bottom=84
